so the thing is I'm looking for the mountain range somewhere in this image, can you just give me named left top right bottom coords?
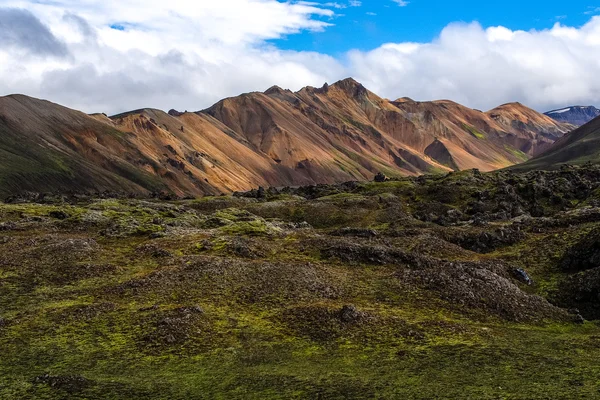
left=545, top=106, right=600, bottom=126
left=0, top=78, right=576, bottom=197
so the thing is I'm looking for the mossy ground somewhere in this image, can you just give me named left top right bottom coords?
left=2, top=168, right=600, bottom=399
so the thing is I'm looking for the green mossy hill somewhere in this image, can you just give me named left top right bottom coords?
left=2, top=166, right=600, bottom=399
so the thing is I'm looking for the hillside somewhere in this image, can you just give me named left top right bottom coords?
left=545, top=106, right=600, bottom=126
left=512, top=115, right=600, bottom=171
left=0, top=79, right=573, bottom=198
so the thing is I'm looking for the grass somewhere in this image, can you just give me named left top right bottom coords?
left=504, top=145, right=530, bottom=162
left=463, top=124, right=486, bottom=139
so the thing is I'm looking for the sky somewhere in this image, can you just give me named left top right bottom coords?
left=1, top=0, right=600, bottom=114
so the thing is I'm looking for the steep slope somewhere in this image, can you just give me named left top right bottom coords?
left=204, top=79, right=573, bottom=175
left=512, top=115, right=600, bottom=171
left=545, top=106, right=600, bottom=126
left=0, top=97, right=285, bottom=197
left=0, top=79, right=575, bottom=197
left=0, top=95, right=168, bottom=197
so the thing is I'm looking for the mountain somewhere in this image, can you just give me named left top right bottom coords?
left=0, top=79, right=573, bottom=197
left=545, top=106, right=600, bottom=126
left=203, top=79, right=571, bottom=173
left=512, top=115, right=600, bottom=171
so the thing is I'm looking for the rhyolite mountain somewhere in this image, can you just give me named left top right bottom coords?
left=545, top=106, right=600, bottom=126
left=513, top=114, right=600, bottom=171
left=0, top=78, right=573, bottom=197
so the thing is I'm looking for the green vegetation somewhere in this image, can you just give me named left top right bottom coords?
left=504, top=145, right=530, bottom=162
left=463, top=124, right=486, bottom=139
left=2, top=167, right=600, bottom=398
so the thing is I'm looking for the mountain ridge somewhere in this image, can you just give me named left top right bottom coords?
left=545, top=105, right=600, bottom=126
left=0, top=78, right=574, bottom=198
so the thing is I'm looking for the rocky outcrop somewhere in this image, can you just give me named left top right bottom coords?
left=560, top=228, right=600, bottom=272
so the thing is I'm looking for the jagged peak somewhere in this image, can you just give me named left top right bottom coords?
left=333, top=77, right=361, bottom=86
left=331, top=77, right=363, bottom=90
left=264, top=85, right=290, bottom=95
left=329, top=77, right=370, bottom=99
left=168, top=109, right=184, bottom=117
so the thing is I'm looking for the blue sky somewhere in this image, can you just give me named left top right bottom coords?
left=274, top=0, right=598, bottom=55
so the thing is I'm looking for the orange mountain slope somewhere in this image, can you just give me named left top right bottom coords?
left=0, top=79, right=573, bottom=197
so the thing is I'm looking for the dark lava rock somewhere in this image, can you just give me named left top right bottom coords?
left=176, top=305, right=204, bottom=315
left=140, top=305, right=207, bottom=348
left=322, top=240, right=435, bottom=269
left=512, top=268, right=533, bottom=286
left=553, top=266, right=600, bottom=320
left=203, top=217, right=231, bottom=229
left=136, top=244, right=173, bottom=258
left=48, top=210, right=70, bottom=220
left=331, top=227, right=378, bottom=238
left=228, top=237, right=264, bottom=259
left=168, top=109, right=184, bottom=117
left=447, top=226, right=525, bottom=253
left=0, top=222, right=18, bottom=231
left=339, top=305, right=364, bottom=323
left=65, top=302, right=117, bottom=321
left=281, top=304, right=372, bottom=342
left=560, top=228, right=600, bottom=272
left=4, top=191, right=42, bottom=204
left=402, top=262, right=569, bottom=322
left=414, top=201, right=453, bottom=224
left=374, top=172, right=387, bottom=183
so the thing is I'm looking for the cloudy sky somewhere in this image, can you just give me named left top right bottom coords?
left=1, top=0, right=600, bottom=114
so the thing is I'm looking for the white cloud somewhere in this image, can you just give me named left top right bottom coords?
left=0, top=1, right=344, bottom=113
left=2, top=1, right=600, bottom=115
left=348, top=18, right=600, bottom=111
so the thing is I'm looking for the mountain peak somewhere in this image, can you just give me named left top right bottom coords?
left=264, top=85, right=287, bottom=95
left=330, top=77, right=369, bottom=99
left=545, top=105, right=600, bottom=126
left=332, top=77, right=362, bottom=89
left=487, top=102, right=539, bottom=116
left=168, top=109, right=184, bottom=117
left=494, top=102, right=526, bottom=109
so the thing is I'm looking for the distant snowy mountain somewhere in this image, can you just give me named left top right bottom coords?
left=545, top=106, right=600, bottom=126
